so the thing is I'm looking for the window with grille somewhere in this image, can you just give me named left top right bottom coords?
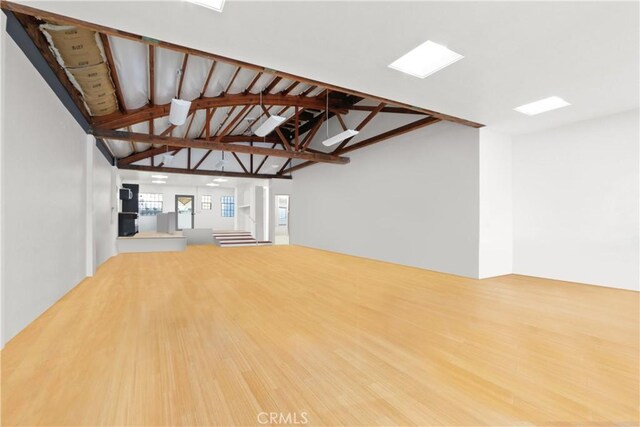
left=202, top=195, right=212, bottom=210
left=138, top=193, right=163, bottom=216
left=221, top=196, right=235, bottom=217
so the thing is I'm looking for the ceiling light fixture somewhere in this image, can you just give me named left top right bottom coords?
left=514, top=96, right=571, bottom=116
left=255, top=115, right=286, bottom=137
left=322, top=129, right=359, bottom=147
left=162, top=153, right=175, bottom=166
left=388, top=40, right=464, bottom=79
left=151, top=174, right=168, bottom=179
left=169, top=69, right=191, bottom=125
left=320, top=90, right=359, bottom=147
left=213, top=178, right=228, bottom=183
left=152, top=180, right=166, bottom=184
left=206, top=182, right=220, bottom=187
left=215, top=158, right=230, bottom=169
left=186, top=0, right=225, bottom=12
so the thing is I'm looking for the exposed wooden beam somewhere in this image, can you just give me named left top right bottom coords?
left=335, top=113, right=348, bottom=131
left=254, top=143, right=278, bottom=174
left=282, top=81, right=300, bottom=95
left=148, top=45, right=155, bottom=105
left=281, top=117, right=442, bottom=174
left=187, top=147, right=191, bottom=169
left=214, top=105, right=251, bottom=142
left=227, top=105, right=255, bottom=135
left=333, top=102, right=386, bottom=152
left=202, top=107, right=214, bottom=139
left=339, top=116, right=441, bottom=154
left=183, top=112, right=196, bottom=138
left=212, top=106, right=236, bottom=136
left=351, top=105, right=428, bottom=115
left=263, top=76, right=282, bottom=94
left=119, top=164, right=292, bottom=180
left=99, top=33, right=127, bottom=113
left=231, top=152, right=249, bottom=174
left=260, top=105, right=293, bottom=152
left=277, top=159, right=292, bottom=175
left=299, top=85, right=317, bottom=97
left=200, top=60, right=216, bottom=98
left=177, top=53, right=189, bottom=99
left=294, top=106, right=300, bottom=150
left=160, top=124, right=177, bottom=137
left=300, top=113, right=326, bottom=151
left=224, top=66, right=241, bottom=95
left=116, top=134, right=279, bottom=165
left=92, top=93, right=348, bottom=130
left=244, top=71, right=262, bottom=94
left=281, top=160, right=313, bottom=175
left=1, top=1, right=483, bottom=128
left=193, top=150, right=212, bottom=170
left=97, top=130, right=349, bottom=165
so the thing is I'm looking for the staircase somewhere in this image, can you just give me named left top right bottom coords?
left=212, top=231, right=272, bottom=247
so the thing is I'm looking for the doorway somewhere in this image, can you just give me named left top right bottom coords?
left=275, top=195, right=290, bottom=245
left=175, top=195, right=194, bottom=230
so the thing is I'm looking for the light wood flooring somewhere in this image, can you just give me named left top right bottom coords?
left=2, top=245, right=638, bottom=426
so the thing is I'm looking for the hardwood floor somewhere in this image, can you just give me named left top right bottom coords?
left=2, top=246, right=638, bottom=426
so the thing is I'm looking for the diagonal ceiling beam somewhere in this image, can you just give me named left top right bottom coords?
left=148, top=45, right=155, bottom=105
left=177, top=53, right=189, bottom=99
left=260, top=105, right=293, bottom=152
left=95, top=130, right=350, bottom=165
left=99, top=33, right=127, bottom=113
left=281, top=116, right=441, bottom=174
left=337, top=116, right=441, bottom=155
left=333, top=102, right=386, bottom=152
left=193, top=150, right=212, bottom=170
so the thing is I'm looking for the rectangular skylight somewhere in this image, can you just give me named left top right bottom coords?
left=186, top=0, right=225, bottom=12
left=514, top=96, right=571, bottom=116
left=388, top=40, right=464, bottom=78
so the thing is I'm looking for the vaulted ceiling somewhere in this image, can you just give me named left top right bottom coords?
left=2, top=1, right=482, bottom=179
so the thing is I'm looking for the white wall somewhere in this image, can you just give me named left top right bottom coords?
left=0, top=14, right=6, bottom=346
left=134, top=183, right=235, bottom=231
left=478, top=128, right=513, bottom=278
left=513, top=109, right=639, bottom=291
left=1, top=33, right=89, bottom=345
left=93, top=141, right=117, bottom=269
left=291, top=122, right=481, bottom=278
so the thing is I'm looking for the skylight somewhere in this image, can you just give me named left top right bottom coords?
left=388, top=40, right=464, bottom=79
left=514, top=96, right=571, bottom=116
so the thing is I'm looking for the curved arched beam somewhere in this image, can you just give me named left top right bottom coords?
left=92, top=93, right=351, bottom=130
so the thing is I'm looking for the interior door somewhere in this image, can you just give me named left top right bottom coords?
left=176, top=195, right=194, bottom=230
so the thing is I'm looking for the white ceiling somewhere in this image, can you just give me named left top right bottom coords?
left=19, top=1, right=639, bottom=135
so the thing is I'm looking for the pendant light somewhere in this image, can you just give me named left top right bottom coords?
left=169, top=69, right=191, bottom=126
left=321, top=91, right=359, bottom=146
